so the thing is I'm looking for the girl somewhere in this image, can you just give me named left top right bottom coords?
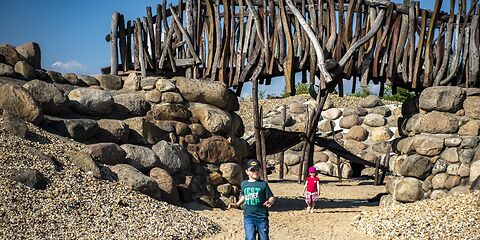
left=303, top=166, right=320, bottom=213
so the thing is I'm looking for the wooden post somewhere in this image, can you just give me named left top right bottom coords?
left=298, top=107, right=310, bottom=184
left=252, top=75, right=263, bottom=179
left=133, top=19, right=140, bottom=70
left=126, top=20, right=133, bottom=71
left=146, top=6, right=156, bottom=69
left=185, top=0, right=194, bottom=78
left=278, top=105, right=286, bottom=180
left=379, top=144, right=392, bottom=184
left=260, top=106, right=268, bottom=182
left=374, top=154, right=381, bottom=185
left=155, top=4, right=162, bottom=67
left=118, top=14, right=127, bottom=73
left=111, top=12, right=120, bottom=75
left=135, top=18, right=147, bottom=77
left=330, top=120, right=342, bottom=182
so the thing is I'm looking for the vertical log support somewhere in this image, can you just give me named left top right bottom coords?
left=278, top=105, right=286, bottom=180
left=260, top=106, right=268, bottom=182
left=111, top=12, right=120, bottom=75
left=252, top=76, right=263, bottom=178
left=118, top=14, right=127, bottom=73
left=136, top=18, right=147, bottom=77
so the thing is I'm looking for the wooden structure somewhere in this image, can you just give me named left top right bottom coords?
left=106, top=0, right=480, bottom=183
left=106, top=0, right=480, bottom=95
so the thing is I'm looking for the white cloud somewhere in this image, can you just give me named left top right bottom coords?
left=51, top=60, right=87, bottom=72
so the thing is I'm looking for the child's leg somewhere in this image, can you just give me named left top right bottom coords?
left=244, top=217, right=256, bottom=240
left=257, top=218, right=270, bottom=240
left=305, top=192, right=311, bottom=211
left=310, top=192, right=318, bottom=213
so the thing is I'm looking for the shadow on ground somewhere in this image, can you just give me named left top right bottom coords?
left=270, top=197, right=378, bottom=212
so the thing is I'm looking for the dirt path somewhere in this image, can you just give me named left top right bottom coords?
left=196, top=175, right=386, bottom=240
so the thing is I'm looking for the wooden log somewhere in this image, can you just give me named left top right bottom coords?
left=158, top=22, right=174, bottom=69
left=326, top=0, right=337, bottom=52
left=433, top=23, right=445, bottom=78
left=169, top=5, right=202, bottom=63
left=412, top=10, right=427, bottom=89
left=234, top=0, right=246, bottom=85
left=372, top=3, right=394, bottom=78
left=263, top=0, right=270, bottom=71
left=239, top=29, right=261, bottom=83
left=111, top=12, right=120, bottom=75
left=212, top=0, right=222, bottom=82
left=229, top=0, right=237, bottom=85
left=307, top=0, right=318, bottom=86
left=434, top=0, right=455, bottom=85
left=126, top=20, right=133, bottom=71
left=185, top=0, right=194, bottom=78
left=142, top=17, right=153, bottom=69
left=279, top=0, right=295, bottom=95
left=252, top=64, right=263, bottom=179
left=204, top=0, right=215, bottom=77
left=279, top=105, right=286, bottom=180
left=407, top=1, right=417, bottom=84
left=423, top=0, right=443, bottom=87
left=118, top=14, right=127, bottom=73
left=219, top=0, right=231, bottom=84
left=260, top=107, right=268, bottom=182
left=146, top=6, right=156, bottom=68
left=245, top=0, right=266, bottom=47
left=276, top=8, right=285, bottom=65
left=395, top=7, right=409, bottom=68
left=468, top=14, right=479, bottom=87
left=386, top=14, right=401, bottom=83
left=133, top=18, right=140, bottom=70
left=155, top=4, right=162, bottom=66
left=175, top=58, right=196, bottom=67
left=135, top=18, right=147, bottom=77
left=440, top=0, right=464, bottom=85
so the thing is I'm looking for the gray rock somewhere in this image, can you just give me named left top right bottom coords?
left=34, top=69, right=49, bottom=82
left=432, top=159, right=448, bottom=175
left=368, top=106, right=392, bottom=117
left=399, top=154, right=433, bottom=180
left=46, top=70, right=66, bottom=84
left=85, top=143, right=126, bottom=165
left=471, top=175, right=480, bottom=192
left=0, top=44, right=25, bottom=66
left=15, top=42, right=41, bottom=69
left=77, top=75, right=100, bottom=86
left=230, top=112, right=245, bottom=137
left=0, top=54, right=4, bottom=63
left=149, top=167, right=180, bottom=205
left=0, top=63, right=16, bottom=77
left=343, top=106, right=368, bottom=116
left=217, top=183, right=232, bottom=197
left=363, top=113, right=386, bottom=127
left=413, top=135, right=445, bottom=156
left=445, top=137, right=462, bottom=147
left=113, top=93, right=151, bottom=117
left=370, top=126, right=393, bottom=141
left=23, top=80, right=68, bottom=115
left=14, top=61, right=36, bottom=80
left=161, top=92, right=184, bottom=103
left=432, top=173, right=448, bottom=189
left=64, top=119, right=99, bottom=141
left=459, top=149, right=475, bottom=164
left=0, top=84, right=43, bottom=124
left=174, top=77, right=239, bottom=111
left=321, top=108, right=342, bottom=120
left=430, top=189, right=448, bottom=199
left=219, top=163, right=243, bottom=186
left=155, top=78, right=177, bottom=92
left=152, top=140, right=191, bottom=174
left=470, top=160, right=480, bottom=183
left=124, top=117, right=168, bottom=145
left=66, top=151, right=101, bottom=178
left=361, top=95, right=383, bottom=108
left=458, top=163, right=471, bottom=177
left=448, top=186, right=471, bottom=196
left=284, top=152, right=301, bottom=166
left=288, top=102, right=305, bottom=114
left=8, top=168, right=47, bottom=190
left=63, top=73, right=81, bottom=85
left=110, top=164, right=162, bottom=200
left=379, top=194, right=400, bottom=208
left=148, top=103, right=192, bottom=122
left=343, top=139, right=368, bottom=155
left=460, top=137, right=479, bottom=149
left=346, top=126, right=368, bottom=141
left=372, top=142, right=391, bottom=154
left=140, top=77, right=159, bottom=90
left=318, top=120, right=335, bottom=132
left=464, top=96, right=480, bottom=119
left=121, top=144, right=160, bottom=172
left=444, top=175, right=461, bottom=189
left=459, top=120, right=480, bottom=136
left=419, top=86, right=466, bottom=113
left=145, top=90, right=162, bottom=103
left=333, top=162, right=353, bottom=178
left=418, top=111, right=460, bottom=134
left=441, top=148, right=459, bottom=163
left=189, top=102, right=232, bottom=135
left=123, top=72, right=141, bottom=91
left=314, top=162, right=334, bottom=175
left=2, top=112, right=28, bottom=138
left=95, top=74, right=122, bottom=90
left=96, top=119, right=130, bottom=143
left=339, top=115, right=363, bottom=129
left=393, top=177, right=424, bottom=203
left=68, top=88, right=113, bottom=116
left=198, top=136, right=240, bottom=164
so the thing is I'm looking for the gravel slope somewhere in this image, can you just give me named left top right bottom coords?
left=0, top=116, right=219, bottom=239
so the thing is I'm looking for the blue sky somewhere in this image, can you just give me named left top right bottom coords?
left=0, top=0, right=456, bottom=96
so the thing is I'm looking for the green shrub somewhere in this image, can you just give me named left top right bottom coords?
left=354, top=85, right=374, bottom=98
left=383, top=86, right=415, bottom=102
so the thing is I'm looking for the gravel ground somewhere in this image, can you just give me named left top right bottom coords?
left=0, top=116, right=219, bottom=239
left=353, top=191, right=480, bottom=240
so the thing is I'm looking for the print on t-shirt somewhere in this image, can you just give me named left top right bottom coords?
left=244, top=187, right=261, bottom=205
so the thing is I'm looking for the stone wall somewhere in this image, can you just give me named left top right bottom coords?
left=0, top=42, right=248, bottom=208
left=385, top=86, right=480, bottom=204
left=261, top=95, right=402, bottom=179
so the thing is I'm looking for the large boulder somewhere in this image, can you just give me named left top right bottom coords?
left=419, top=86, right=466, bottom=113
left=113, top=93, right=151, bottom=117
left=343, top=139, right=368, bottom=155
left=68, top=88, right=114, bottom=116
left=399, top=154, right=433, bottom=180
left=470, top=160, right=480, bottom=183
left=431, top=173, right=449, bottom=189
left=417, top=111, right=460, bottom=134
left=124, top=117, right=168, bottom=145
left=8, top=168, right=47, bottom=190
left=46, top=70, right=66, bottom=84
left=363, top=113, right=386, bottom=127
left=14, top=61, right=37, bottom=80
left=342, top=106, right=368, bottom=116
left=96, top=119, right=130, bottom=143
left=63, top=73, right=81, bottom=86
left=95, top=74, right=122, bottom=90
left=173, top=77, right=239, bottom=111
left=370, top=126, right=393, bottom=141
left=155, top=78, right=177, bottom=92
left=0, top=44, right=25, bottom=66
left=110, top=164, right=162, bottom=200
left=346, top=126, right=368, bottom=141
left=459, top=120, right=480, bottom=136
left=64, top=119, right=99, bottom=141
left=0, top=84, right=43, bottom=124
left=66, top=151, right=102, bottom=178
left=198, top=136, right=240, bottom=164
left=15, top=42, right=41, bottom=69
left=149, top=167, right=180, bottom=205
left=464, top=96, right=480, bottom=120
left=147, top=103, right=192, bottom=122
left=412, top=135, right=445, bottom=156
left=161, top=92, right=184, bottom=103
left=0, top=63, right=16, bottom=77
left=393, top=177, right=424, bottom=203
left=152, top=140, right=192, bottom=174
left=123, top=72, right=141, bottom=91
left=284, top=152, right=301, bottom=166
left=23, top=80, right=68, bottom=115
left=321, top=108, right=342, bottom=120
left=219, top=163, right=243, bottom=186
left=78, top=75, right=100, bottom=86
left=230, top=112, right=245, bottom=137
left=339, top=115, right=363, bottom=129
left=189, top=102, right=232, bottom=135
left=84, top=143, right=126, bottom=165
left=121, top=144, right=160, bottom=172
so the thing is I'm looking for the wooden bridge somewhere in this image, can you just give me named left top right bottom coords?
left=105, top=0, right=480, bottom=96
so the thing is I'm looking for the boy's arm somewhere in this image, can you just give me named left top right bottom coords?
left=228, top=195, right=245, bottom=209
left=263, top=196, right=275, bottom=208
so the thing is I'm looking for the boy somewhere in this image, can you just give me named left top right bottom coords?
left=229, top=159, right=275, bottom=240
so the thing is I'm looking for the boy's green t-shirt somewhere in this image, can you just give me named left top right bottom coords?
left=240, top=179, right=274, bottom=219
